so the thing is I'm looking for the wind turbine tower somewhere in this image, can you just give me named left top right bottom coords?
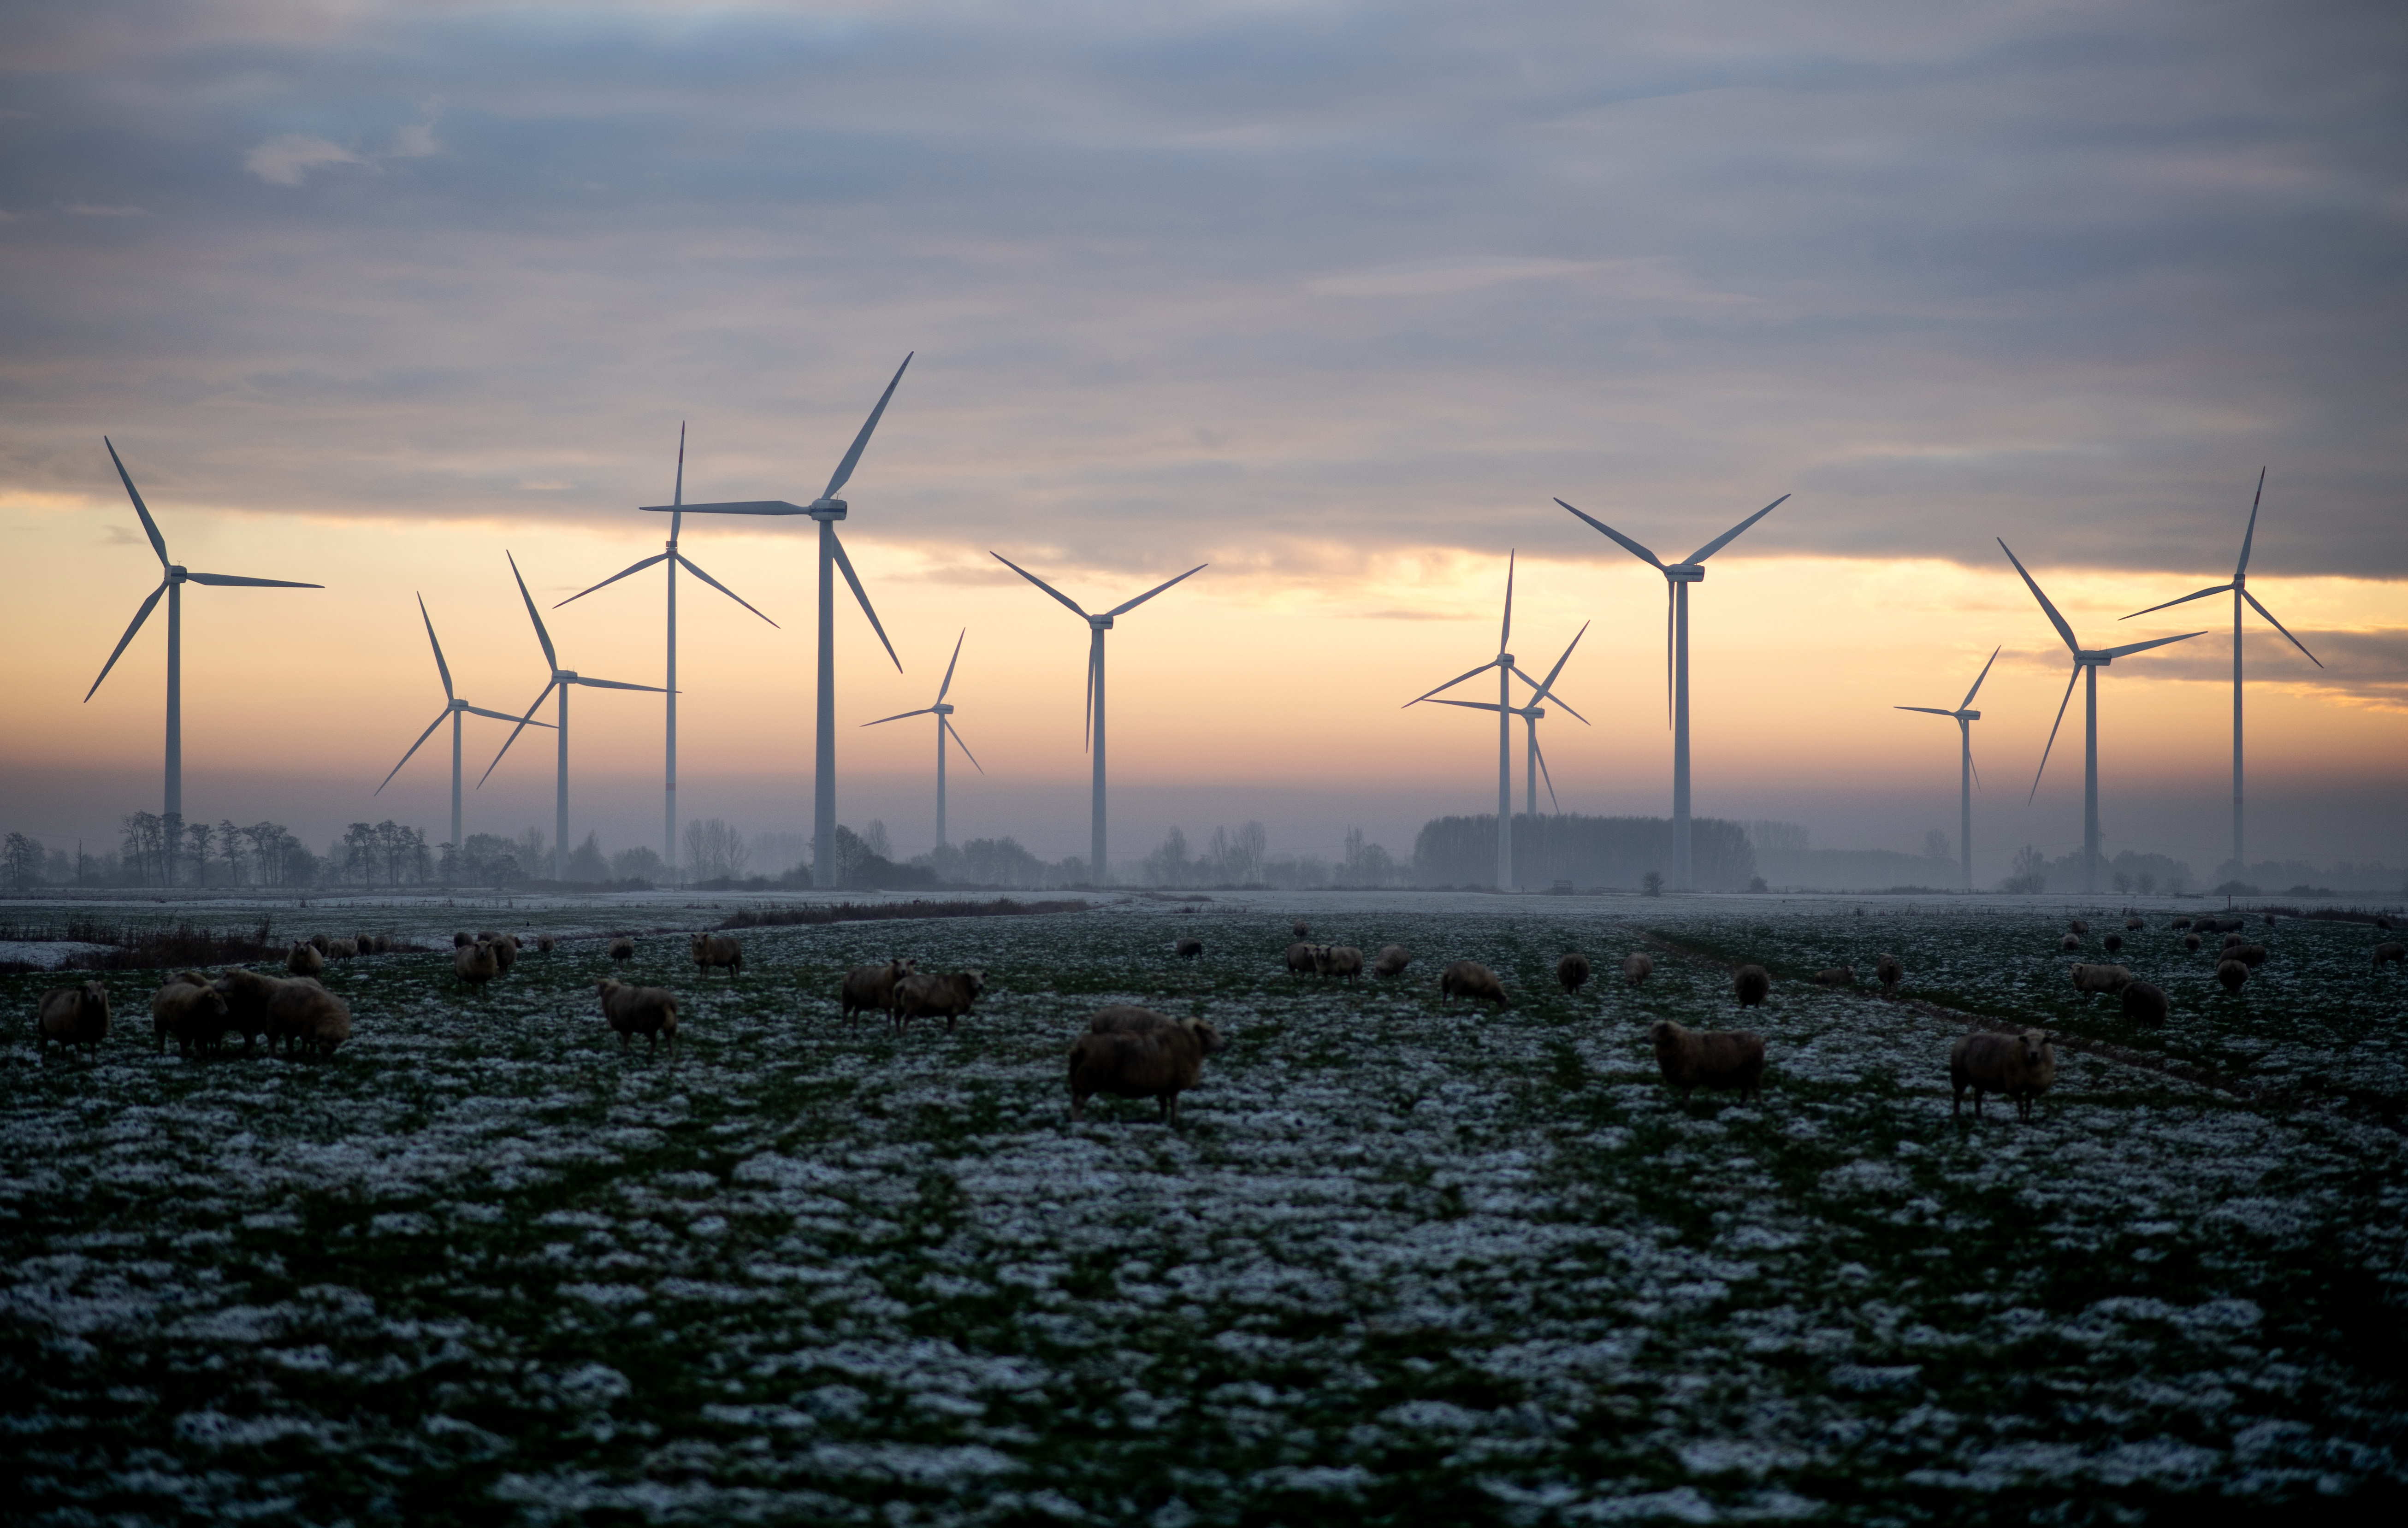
left=376, top=594, right=553, bottom=850
left=864, top=629, right=983, bottom=849
left=647, top=358, right=911, bottom=885
left=991, top=555, right=1207, bottom=884
left=1556, top=492, right=1789, bottom=888
left=1892, top=646, right=1998, bottom=891
left=2121, top=468, right=2321, bottom=877
left=559, top=425, right=777, bottom=883
left=84, top=438, right=323, bottom=885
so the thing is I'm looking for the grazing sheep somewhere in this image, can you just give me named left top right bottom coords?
left=210, top=968, right=283, bottom=1052
left=1437, top=960, right=1507, bottom=1009
left=1556, top=952, right=1592, bottom=994
left=491, top=935, right=520, bottom=978
left=1734, top=964, right=1771, bottom=1007
left=893, top=970, right=987, bottom=1032
left=2121, top=981, right=2170, bottom=1026
left=2068, top=919, right=2089, bottom=936
left=1373, top=945, right=1413, bottom=978
left=2059, top=933, right=2082, bottom=953
left=596, top=979, right=680, bottom=1056
left=537, top=934, right=557, bottom=955
left=1623, top=952, right=1653, bottom=986
left=265, top=978, right=351, bottom=1058
left=2183, top=933, right=2203, bottom=951
left=1950, top=1028, right=2058, bottom=1121
left=2217, top=958, right=2249, bottom=993
left=2070, top=963, right=2135, bottom=995
left=839, top=958, right=915, bottom=1024
left=1284, top=941, right=1322, bottom=977
left=285, top=941, right=325, bottom=978
left=1292, top=920, right=1311, bottom=940
left=1811, top=966, right=1857, bottom=987
left=2265, top=913, right=2278, bottom=927
left=2125, top=916, right=2144, bottom=931
left=325, top=937, right=357, bottom=960
left=151, top=972, right=227, bottom=1057
left=36, top=981, right=111, bottom=1061
left=2373, top=942, right=2404, bottom=969
left=1876, top=953, right=1903, bottom=990
left=1068, top=1015, right=1223, bottom=1124
left=1175, top=937, right=1203, bottom=961
left=1314, top=945, right=1366, bottom=984
left=2171, top=916, right=2193, bottom=930
left=2231, top=943, right=2269, bottom=969
left=1649, top=1019, right=1766, bottom=1104
left=453, top=931, right=474, bottom=948
left=308, top=933, right=331, bottom=955
left=2103, top=932, right=2124, bottom=953
left=2377, top=916, right=2394, bottom=932
left=454, top=939, right=500, bottom=991
left=690, top=932, right=742, bottom=977
left=355, top=932, right=377, bottom=955
left=609, top=936, right=635, bottom=966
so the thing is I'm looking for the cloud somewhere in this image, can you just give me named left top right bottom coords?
left=63, top=203, right=143, bottom=217
left=243, top=133, right=361, bottom=186
left=1309, top=256, right=1604, bottom=299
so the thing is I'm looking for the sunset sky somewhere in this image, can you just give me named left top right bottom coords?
left=4, top=1, right=2402, bottom=879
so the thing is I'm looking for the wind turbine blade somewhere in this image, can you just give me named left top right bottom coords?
left=830, top=532, right=903, bottom=672
left=1533, top=732, right=1559, bottom=813
left=1500, top=549, right=1515, bottom=652
left=506, top=551, right=559, bottom=671
left=104, top=437, right=169, bottom=566
left=2235, top=466, right=2265, bottom=578
left=1083, top=644, right=1096, bottom=753
left=862, top=707, right=937, bottom=726
left=185, top=572, right=323, bottom=588
left=556, top=552, right=670, bottom=607
left=1509, top=664, right=1589, bottom=725
left=936, top=627, right=965, bottom=702
left=945, top=717, right=986, bottom=774
left=674, top=419, right=686, bottom=515
left=1894, top=706, right=1957, bottom=716
left=1104, top=562, right=1208, bottom=619
left=675, top=553, right=778, bottom=627
left=1687, top=493, right=1791, bottom=564
left=1967, top=731, right=1983, bottom=791
left=2119, top=583, right=2231, bottom=621
left=464, top=705, right=550, bottom=726
left=1960, top=643, right=2001, bottom=708
left=375, top=710, right=451, bottom=796
left=2239, top=589, right=2322, bottom=668
left=571, top=676, right=669, bottom=692
left=1405, top=658, right=1501, bottom=707
left=990, top=551, right=1092, bottom=618
left=418, top=593, right=454, bottom=701
left=2029, top=664, right=2081, bottom=803
left=823, top=352, right=912, bottom=501
left=479, top=681, right=556, bottom=786
left=1424, top=697, right=1507, bottom=713
left=1997, top=539, right=2081, bottom=655
left=84, top=581, right=167, bottom=701
left=2098, top=630, right=2207, bottom=661
left=1553, top=498, right=1664, bottom=569
left=1533, top=620, right=1589, bottom=699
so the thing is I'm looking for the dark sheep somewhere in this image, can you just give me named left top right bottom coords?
left=1372, top=945, right=1413, bottom=979
left=2124, top=916, right=2144, bottom=932
left=2232, top=943, right=2269, bottom=969
left=1069, top=1016, right=1222, bottom=1125
left=151, top=972, right=228, bottom=1057
left=2171, top=916, right=2193, bottom=930
left=537, top=934, right=557, bottom=955
left=840, top=959, right=916, bottom=1024
left=2103, top=933, right=2124, bottom=954
left=1556, top=952, right=1591, bottom=994
left=1313, top=945, right=1366, bottom=983
left=893, top=970, right=987, bottom=1032
left=1734, top=964, right=1771, bottom=1007
left=1284, top=941, right=1321, bottom=977
left=1811, top=966, right=1857, bottom=987
left=2183, top=933, right=2202, bottom=951
left=1292, top=920, right=1311, bottom=940
left=2068, top=919, right=2089, bottom=935
left=1623, top=952, right=1652, bottom=986
left=453, top=931, right=474, bottom=948
left=1649, top=1019, right=1765, bottom=1104
left=690, top=933, right=742, bottom=977
left=2217, top=958, right=2248, bottom=993
left=609, top=937, right=635, bottom=966
left=597, top=979, right=679, bottom=1056
left=2374, top=942, right=2404, bottom=969
left=1175, top=937, right=1203, bottom=961
left=2121, top=981, right=2170, bottom=1026
left=2059, top=933, right=2082, bottom=952
left=1437, top=960, right=1506, bottom=1009
left=36, top=981, right=111, bottom=1061
left=1876, top=953, right=1903, bottom=990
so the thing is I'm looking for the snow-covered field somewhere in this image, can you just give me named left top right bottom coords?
left=4, top=891, right=2404, bottom=1523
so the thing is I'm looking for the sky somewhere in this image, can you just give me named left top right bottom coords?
left=3, top=0, right=2402, bottom=880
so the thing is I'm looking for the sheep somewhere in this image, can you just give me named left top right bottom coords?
left=2223, top=931, right=2245, bottom=949
left=36, top=981, right=111, bottom=1061
left=454, top=939, right=500, bottom=991
left=1372, top=945, right=1413, bottom=978
left=1556, top=952, right=1592, bottom=994
left=1284, top=941, right=1322, bottom=977
left=491, top=935, right=520, bottom=978
left=1437, top=960, right=1506, bottom=1009
left=893, top=970, right=987, bottom=1032
left=2124, top=916, right=2145, bottom=932
left=453, top=931, right=474, bottom=948
left=354, top=932, right=376, bottom=955
left=1949, top=1028, right=2058, bottom=1120
left=151, top=972, right=228, bottom=1057
left=1811, top=966, right=1857, bottom=987
left=2171, top=916, right=2193, bottom=930
left=2230, top=942, right=2269, bottom=969
left=1087, top=1003, right=1181, bottom=1036
left=2374, top=942, right=2405, bottom=969
left=1175, top=938, right=1203, bottom=961
left=2183, top=933, right=2203, bottom=952
left=690, top=932, right=742, bottom=977
left=2377, top=916, right=2395, bottom=932
left=2216, top=958, right=2249, bottom=993
left=265, top=978, right=351, bottom=1058
left=1648, top=1019, right=1765, bottom=1104
left=1623, top=952, right=1653, bottom=986
left=839, top=958, right=915, bottom=1024
left=1734, top=964, right=1771, bottom=1007
left=2121, top=981, right=2170, bottom=1026
left=1876, top=953, right=1903, bottom=991
left=1292, top=920, right=1311, bottom=940
left=477, top=929, right=500, bottom=944
left=2264, top=912, right=2278, bottom=927
left=537, top=934, right=557, bottom=955
left=597, top=979, right=680, bottom=1056
left=308, top=933, right=331, bottom=955
left=1314, top=945, right=1366, bottom=984
left=325, top=937, right=357, bottom=960
left=609, top=936, right=635, bottom=966
left=2070, top=963, right=2135, bottom=995
left=210, top=968, right=283, bottom=1052
left=286, top=941, right=325, bottom=978
left=2103, top=932, right=2124, bottom=954
left=2067, top=919, right=2089, bottom=935
left=2059, top=933, right=2082, bottom=953
left=1068, top=1015, right=1223, bottom=1124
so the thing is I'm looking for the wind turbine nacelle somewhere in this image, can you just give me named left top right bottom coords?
left=1090, top=614, right=1114, bottom=630
left=1666, top=563, right=1705, bottom=583
left=166, top=564, right=189, bottom=583
left=933, top=702, right=955, bottom=715
left=558, top=670, right=579, bottom=684
left=2076, top=651, right=2111, bottom=667
left=1961, top=709, right=1980, bottom=722
left=807, top=497, right=849, bottom=520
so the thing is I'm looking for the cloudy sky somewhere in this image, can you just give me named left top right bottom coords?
left=4, top=0, right=2402, bottom=877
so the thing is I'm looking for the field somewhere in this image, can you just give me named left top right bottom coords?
left=3, top=891, right=2405, bottom=1524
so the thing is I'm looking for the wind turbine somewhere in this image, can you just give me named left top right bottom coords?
left=1892, top=645, right=1999, bottom=892
left=558, top=424, right=776, bottom=884
left=2120, top=468, right=2322, bottom=877
left=646, top=356, right=911, bottom=886
left=374, top=593, right=553, bottom=853
left=1999, top=540, right=2204, bottom=894
left=1556, top=492, right=1789, bottom=888
left=480, top=552, right=666, bottom=880
left=84, top=437, right=322, bottom=886
left=1420, top=622, right=1592, bottom=848
left=990, top=554, right=1208, bottom=884
left=863, top=629, right=983, bottom=850
left=1404, top=552, right=1568, bottom=890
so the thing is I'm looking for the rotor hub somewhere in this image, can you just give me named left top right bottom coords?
left=808, top=497, right=849, bottom=521
left=1962, top=709, right=1980, bottom=722
left=1666, top=564, right=1705, bottom=583
left=2076, top=652, right=2110, bottom=667
left=1091, top=615, right=1113, bottom=630
left=558, top=670, right=579, bottom=684
left=166, top=564, right=188, bottom=583
left=934, top=702, right=955, bottom=715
